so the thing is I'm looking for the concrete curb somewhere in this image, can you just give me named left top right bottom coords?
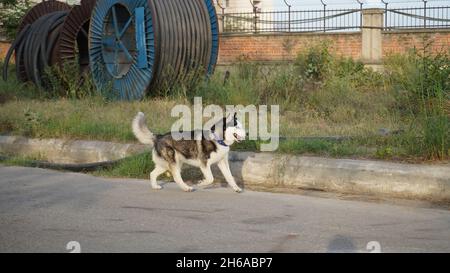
left=0, top=136, right=150, bottom=164
left=227, top=152, right=450, bottom=202
left=1, top=136, right=449, bottom=202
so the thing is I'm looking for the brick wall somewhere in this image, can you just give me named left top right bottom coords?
left=0, top=41, right=11, bottom=60
left=218, top=32, right=362, bottom=65
left=382, top=30, right=450, bottom=57
left=2, top=30, right=449, bottom=65
left=218, top=30, right=450, bottom=65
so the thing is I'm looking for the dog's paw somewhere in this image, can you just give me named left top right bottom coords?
left=183, top=186, right=195, bottom=192
left=152, top=185, right=163, bottom=190
left=233, top=186, right=243, bottom=193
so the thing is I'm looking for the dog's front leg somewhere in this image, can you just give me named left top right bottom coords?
left=217, top=157, right=242, bottom=193
left=197, top=165, right=214, bottom=187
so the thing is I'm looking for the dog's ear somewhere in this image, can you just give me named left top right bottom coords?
left=226, top=112, right=235, bottom=123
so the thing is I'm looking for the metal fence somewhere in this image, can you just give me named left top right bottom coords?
left=221, top=3, right=450, bottom=34
left=223, top=8, right=362, bottom=33
left=385, top=6, right=450, bottom=30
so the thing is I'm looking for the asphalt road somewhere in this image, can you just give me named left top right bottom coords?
left=0, top=165, right=449, bottom=253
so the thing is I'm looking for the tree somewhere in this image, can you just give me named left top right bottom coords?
left=0, top=0, right=32, bottom=40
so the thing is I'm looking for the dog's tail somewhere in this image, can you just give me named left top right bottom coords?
left=132, top=112, right=155, bottom=146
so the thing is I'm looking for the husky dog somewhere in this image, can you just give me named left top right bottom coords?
left=132, top=112, right=246, bottom=192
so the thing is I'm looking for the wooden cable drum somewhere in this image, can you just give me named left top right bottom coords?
left=56, top=0, right=97, bottom=73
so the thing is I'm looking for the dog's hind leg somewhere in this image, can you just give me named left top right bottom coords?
left=170, top=164, right=194, bottom=192
left=150, top=165, right=166, bottom=190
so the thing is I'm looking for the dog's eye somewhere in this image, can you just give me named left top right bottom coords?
left=233, top=133, right=238, bottom=138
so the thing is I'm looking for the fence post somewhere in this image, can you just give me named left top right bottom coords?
left=249, top=0, right=258, bottom=33
left=283, top=0, right=292, bottom=32
left=381, top=0, right=388, bottom=30
left=357, top=0, right=363, bottom=29
left=289, top=5, right=291, bottom=32
left=361, top=8, right=384, bottom=71
left=254, top=7, right=258, bottom=33
left=423, top=0, right=427, bottom=28
left=321, top=0, right=326, bottom=32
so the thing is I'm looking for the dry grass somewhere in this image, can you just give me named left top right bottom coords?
left=0, top=95, right=405, bottom=141
left=0, top=97, right=179, bottom=142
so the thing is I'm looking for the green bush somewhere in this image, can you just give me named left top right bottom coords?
left=293, top=43, right=390, bottom=125
left=294, top=41, right=332, bottom=81
left=235, top=55, right=260, bottom=81
left=385, top=48, right=449, bottom=114
left=294, top=42, right=384, bottom=89
left=43, top=60, right=96, bottom=99
left=258, top=65, right=305, bottom=109
left=385, top=45, right=449, bottom=159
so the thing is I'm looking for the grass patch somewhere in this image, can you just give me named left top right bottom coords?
left=92, top=153, right=155, bottom=179
left=0, top=155, right=37, bottom=167
left=0, top=96, right=180, bottom=142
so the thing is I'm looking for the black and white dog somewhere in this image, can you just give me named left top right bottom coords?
left=132, top=112, right=246, bottom=192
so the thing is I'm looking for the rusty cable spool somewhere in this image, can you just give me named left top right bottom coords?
left=15, top=0, right=71, bottom=82
left=17, top=0, right=71, bottom=32
left=55, top=0, right=97, bottom=73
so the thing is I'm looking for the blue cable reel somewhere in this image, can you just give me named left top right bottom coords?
left=89, top=0, right=155, bottom=100
left=89, top=0, right=218, bottom=100
left=204, top=0, right=219, bottom=75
